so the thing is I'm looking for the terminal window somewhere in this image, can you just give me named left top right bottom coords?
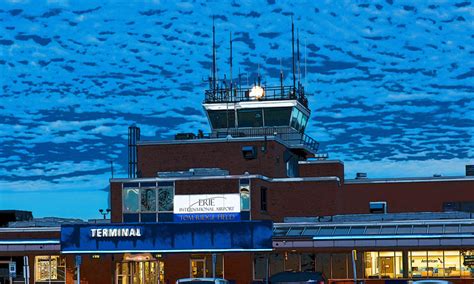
left=34, top=256, right=66, bottom=283
left=122, top=182, right=175, bottom=222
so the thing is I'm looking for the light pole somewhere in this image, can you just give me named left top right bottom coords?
left=99, top=209, right=111, bottom=219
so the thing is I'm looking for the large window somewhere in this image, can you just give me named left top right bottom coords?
left=240, top=179, right=250, bottom=211
left=141, top=188, right=157, bottom=211
left=158, top=184, right=174, bottom=212
left=409, top=250, right=472, bottom=278
left=35, top=256, right=66, bottom=283
left=285, top=252, right=300, bottom=272
left=269, top=253, right=284, bottom=276
left=122, top=182, right=174, bottom=222
left=237, top=109, right=263, bottom=127
left=263, top=107, right=292, bottom=126
left=301, top=253, right=315, bottom=272
left=208, top=110, right=235, bottom=129
left=123, top=188, right=139, bottom=213
left=290, top=107, right=309, bottom=133
left=364, top=251, right=403, bottom=279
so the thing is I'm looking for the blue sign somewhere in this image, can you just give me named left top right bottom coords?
left=173, top=213, right=240, bottom=222
left=61, top=221, right=273, bottom=254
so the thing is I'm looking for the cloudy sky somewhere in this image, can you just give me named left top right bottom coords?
left=0, top=0, right=473, bottom=219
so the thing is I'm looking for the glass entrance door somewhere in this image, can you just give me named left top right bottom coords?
left=116, top=261, right=163, bottom=284
left=190, top=259, right=206, bottom=278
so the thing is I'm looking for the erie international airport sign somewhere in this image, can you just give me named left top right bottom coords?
left=173, top=194, right=241, bottom=222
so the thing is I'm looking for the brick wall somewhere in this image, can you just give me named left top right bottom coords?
left=137, top=140, right=290, bottom=178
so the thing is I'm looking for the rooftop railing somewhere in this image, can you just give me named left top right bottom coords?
left=176, top=126, right=319, bottom=153
left=204, top=84, right=309, bottom=107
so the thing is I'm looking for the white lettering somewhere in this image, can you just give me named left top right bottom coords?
left=121, top=228, right=129, bottom=237
left=90, top=228, right=142, bottom=238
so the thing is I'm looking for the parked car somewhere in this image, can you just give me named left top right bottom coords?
left=269, top=271, right=326, bottom=284
left=176, top=278, right=230, bottom=284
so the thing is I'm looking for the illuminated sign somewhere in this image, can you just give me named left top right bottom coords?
left=174, top=194, right=240, bottom=214
left=60, top=221, right=273, bottom=253
left=90, top=227, right=142, bottom=238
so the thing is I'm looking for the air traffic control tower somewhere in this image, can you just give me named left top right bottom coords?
left=200, top=22, right=319, bottom=156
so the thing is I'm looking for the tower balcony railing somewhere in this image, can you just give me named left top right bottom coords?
left=204, top=85, right=308, bottom=108
left=176, top=126, right=319, bottom=153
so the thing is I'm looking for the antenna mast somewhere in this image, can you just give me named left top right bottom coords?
left=230, top=32, right=233, bottom=90
left=280, top=58, right=284, bottom=98
left=305, top=38, right=307, bottom=86
left=212, top=17, right=217, bottom=93
left=297, top=29, right=301, bottom=86
left=291, top=17, right=296, bottom=94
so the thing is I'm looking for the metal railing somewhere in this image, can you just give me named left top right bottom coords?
left=204, top=85, right=309, bottom=107
left=177, top=127, right=319, bottom=153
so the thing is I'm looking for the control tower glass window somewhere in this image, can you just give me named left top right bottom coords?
left=208, top=110, right=235, bottom=129
left=300, top=114, right=308, bottom=132
left=238, top=108, right=263, bottom=127
left=290, top=107, right=309, bottom=132
left=263, top=107, right=292, bottom=126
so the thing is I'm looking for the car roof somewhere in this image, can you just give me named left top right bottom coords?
left=270, top=271, right=325, bottom=282
left=177, top=278, right=228, bottom=282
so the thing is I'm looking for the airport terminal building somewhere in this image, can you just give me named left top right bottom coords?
left=2, top=70, right=474, bottom=284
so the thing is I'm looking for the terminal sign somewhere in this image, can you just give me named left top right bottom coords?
left=90, top=227, right=142, bottom=238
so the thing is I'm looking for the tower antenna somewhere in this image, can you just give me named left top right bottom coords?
left=258, top=64, right=261, bottom=86
left=305, top=37, right=307, bottom=86
left=297, top=29, right=301, bottom=87
left=280, top=58, right=284, bottom=98
left=212, top=17, right=217, bottom=93
left=230, top=31, right=233, bottom=90
left=291, top=17, right=296, bottom=94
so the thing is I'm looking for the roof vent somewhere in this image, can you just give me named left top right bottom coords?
left=355, top=172, right=367, bottom=179
left=242, top=146, right=257, bottom=160
left=466, top=165, right=474, bottom=176
left=174, top=133, right=196, bottom=140
left=313, top=153, right=329, bottom=160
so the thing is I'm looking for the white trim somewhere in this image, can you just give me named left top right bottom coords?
left=203, top=100, right=299, bottom=110
left=0, top=227, right=60, bottom=233
left=0, top=240, right=60, bottom=245
left=298, top=160, right=343, bottom=165
left=275, top=219, right=474, bottom=227
left=312, top=234, right=474, bottom=240
left=111, top=174, right=340, bottom=184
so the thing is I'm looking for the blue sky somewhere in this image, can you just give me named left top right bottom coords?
left=0, top=0, right=473, bottom=219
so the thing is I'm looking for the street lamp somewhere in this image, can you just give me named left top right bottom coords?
left=99, top=209, right=111, bottom=219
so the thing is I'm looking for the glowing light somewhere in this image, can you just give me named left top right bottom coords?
left=249, top=86, right=265, bottom=100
